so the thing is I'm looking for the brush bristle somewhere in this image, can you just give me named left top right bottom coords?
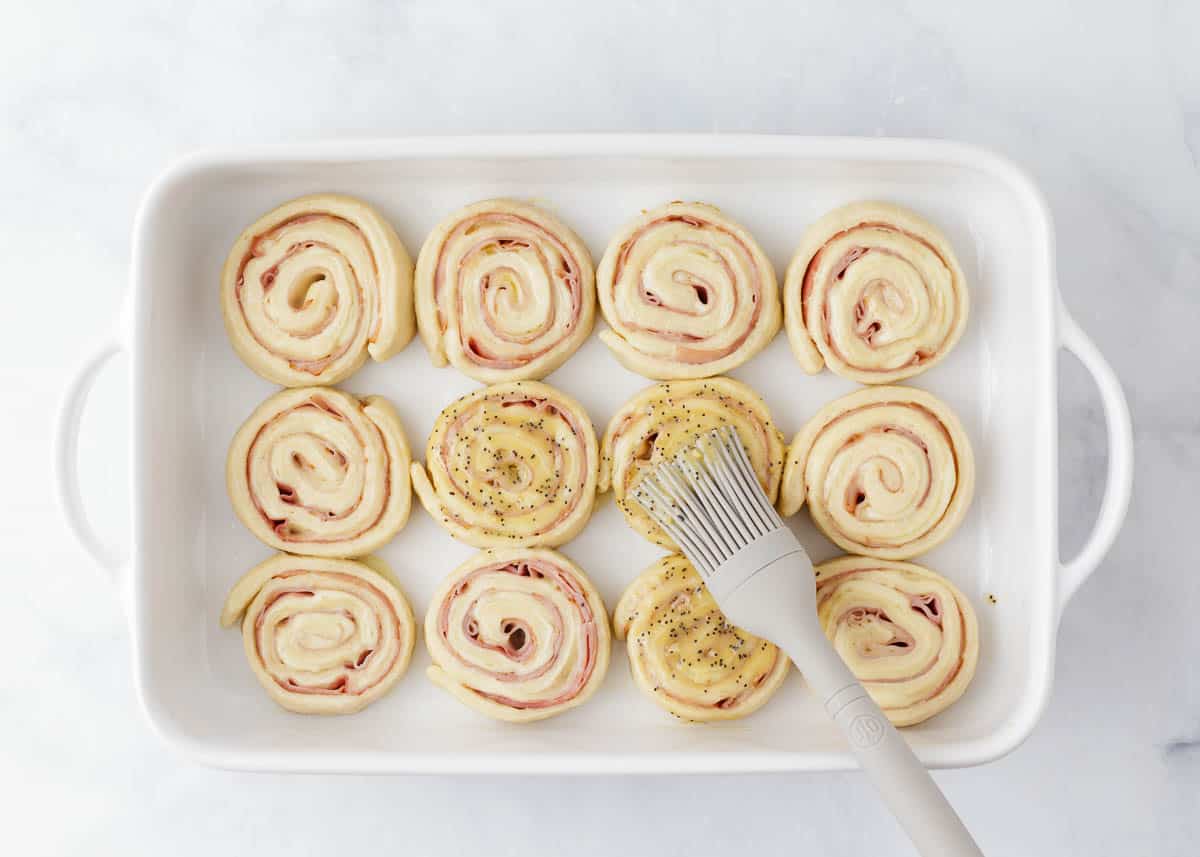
left=631, top=426, right=784, bottom=577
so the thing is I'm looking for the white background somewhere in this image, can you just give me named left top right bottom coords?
left=2, top=1, right=1196, bottom=854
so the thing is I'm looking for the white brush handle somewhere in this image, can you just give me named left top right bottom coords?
left=787, top=637, right=984, bottom=856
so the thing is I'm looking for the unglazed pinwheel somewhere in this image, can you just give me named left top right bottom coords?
left=596, top=202, right=780, bottom=379
left=778, top=385, right=974, bottom=559
left=600, top=377, right=785, bottom=548
left=783, top=201, right=968, bottom=384
left=221, top=193, right=414, bottom=386
left=614, top=554, right=790, bottom=721
left=411, top=381, right=598, bottom=548
left=220, top=554, right=416, bottom=715
left=424, top=548, right=610, bottom=722
left=815, top=555, right=979, bottom=726
left=227, top=387, right=412, bottom=557
left=414, top=199, right=596, bottom=383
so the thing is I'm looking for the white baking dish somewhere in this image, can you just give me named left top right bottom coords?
left=55, top=135, right=1132, bottom=773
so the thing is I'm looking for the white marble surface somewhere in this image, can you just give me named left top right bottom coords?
left=1, top=0, right=1195, bottom=853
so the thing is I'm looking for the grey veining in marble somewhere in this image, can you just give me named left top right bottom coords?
left=1, top=0, right=1196, bottom=854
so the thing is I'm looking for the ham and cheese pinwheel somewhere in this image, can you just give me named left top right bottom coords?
left=784, top=201, right=968, bottom=384
left=596, top=202, right=780, bottom=379
left=411, top=381, right=598, bottom=548
left=614, top=554, right=790, bottom=722
left=414, top=199, right=596, bottom=383
left=779, top=386, right=974, bottom=560
left=221, top=193, right=414, bottom=387
left=600, top=377, right=785, bottom=548
left=227, top=387, right=412, bottom=558
left=220, top=554, right=416, bottom=715
left=815, top=556, right=979, bottom=726
left=424, top=548, right=610, bottom=722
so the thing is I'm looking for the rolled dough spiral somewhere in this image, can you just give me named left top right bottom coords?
left=783, top=201, right=968, bottom=384
left=226, top=387, right=413, bottom=558
left=411, top=381, right=598, bottom=548
left=221, top=193, right=414, bottom=386
left=424, top=548, right=610, bottom=722
left=600, top=376, right=785, bottom=548
left=220, top=553, right=416, bottom=715
left=613, top=554, right=790, bottom=722
left=596, top=202, right=780, bottom=379
left=815, top=555, right=979, bottom=726
left=414, top=199, right=596, bottom=383
left=778, top=385, right=974, bottom=559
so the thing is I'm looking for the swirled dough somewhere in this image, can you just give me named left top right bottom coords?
left=424, top=548, right=610, bottom=722
left=600, top=377, right=785, bottom=548
left=596, top=202, right=780, bottom=379
left=815, top=555, right=979, bottom=726
left=227, top=387, right=412, bottom=558
left=778, top=386, right=974, bottom=559
left=411, top=381, right=598, bottom=548
left=221, top=193, right=414, bottom=386
left=614, top=554, right=790, bottom=721
left=783, top=201, right=968, bottom=384
left=220, top=554, right=416, bottom=715
left=414, top=199, right=596, bottom=383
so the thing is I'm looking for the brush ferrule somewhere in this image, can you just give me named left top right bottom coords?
left=704, top=528, right=805, bottom=600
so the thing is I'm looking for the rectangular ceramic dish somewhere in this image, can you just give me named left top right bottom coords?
left=56, top=135, right=1132, bottom=773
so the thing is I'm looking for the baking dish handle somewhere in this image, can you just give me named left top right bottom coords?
left=1056, top=307, right=1133, bottom=610
left=54, top=333, right=129, bottom=582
